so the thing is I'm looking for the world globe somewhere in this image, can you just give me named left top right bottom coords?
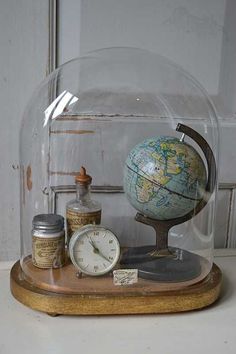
left=124, top=136, right=207, bottom=220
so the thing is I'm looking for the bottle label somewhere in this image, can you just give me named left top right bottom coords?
left=32, top=234, right=65, bottom=269
left=66, top=209, right=101, bottom=244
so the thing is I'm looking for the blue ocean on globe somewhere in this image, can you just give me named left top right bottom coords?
left=124, top=136, right=207, bottom=220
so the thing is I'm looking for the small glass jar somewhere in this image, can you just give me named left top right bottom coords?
left=66, top=167, right=102, bottom=245
left=32, top=214, right=65, bottom=269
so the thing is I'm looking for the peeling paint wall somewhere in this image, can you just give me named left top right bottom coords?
left=1, top=0, right=236, bottom=260
left=0, top=1, right=49, bottom=261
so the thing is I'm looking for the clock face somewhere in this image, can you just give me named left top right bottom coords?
left=69, top=225, right=120, bottom=276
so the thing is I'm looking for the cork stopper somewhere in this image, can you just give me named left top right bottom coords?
left=75, top=166, right=92, bottom=185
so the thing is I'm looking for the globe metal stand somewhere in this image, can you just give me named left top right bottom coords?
left=121, top=123, right=216, bottom=282
left=120, top=213, right=203, bottom=281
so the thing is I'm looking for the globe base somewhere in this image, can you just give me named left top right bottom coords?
left=120, top=246, right=203, bottom=282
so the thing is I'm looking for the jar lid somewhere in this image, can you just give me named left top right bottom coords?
left=32, top=214, right=64, bottom=232
left=75, top=166, right=92, bottom=184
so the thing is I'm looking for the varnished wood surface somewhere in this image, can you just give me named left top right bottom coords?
left=10, top=260, right=222, bottom=315
left=24, top=256, right=209, bottom=295
left=22, top=256, right=210, bottom=294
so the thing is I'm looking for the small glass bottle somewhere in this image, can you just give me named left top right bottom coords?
left=66, top=166, right=102, bottom=245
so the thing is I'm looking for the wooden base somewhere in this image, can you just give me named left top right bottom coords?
left=20, top=255, right=210, bottom=293
left=10, top=260, right=222, bottom=315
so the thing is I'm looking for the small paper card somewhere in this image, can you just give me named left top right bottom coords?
left=113, top=269, right=138, bottom=286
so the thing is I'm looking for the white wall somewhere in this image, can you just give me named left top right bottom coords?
left=0, top=0, right=49, bottom=261
left=57, top=0, right=236, bottom=249
left=1, top=0, right=236, bottom=260
left=58, top=0, right=227, bottom=109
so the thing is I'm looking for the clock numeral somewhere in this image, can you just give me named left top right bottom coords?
left=78, top=258, right=83, bottom=262
left=94, top=265, right=98, bottom=272
left=110, top=248, right=116, bottom=251
left=109, top=240, right=113, bottom=244
left=79, top=240, right=84, bottom=245
left=94, top=231, right=99, bottom=236
left=109, top=256, right=114, bottom=261
left=103, top=263, right=107, bottom=268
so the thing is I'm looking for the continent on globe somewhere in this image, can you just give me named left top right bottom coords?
left=123, top=136, right=207, bottom=220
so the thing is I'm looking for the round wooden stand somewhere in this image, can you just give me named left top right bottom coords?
left=10, top=260, right=222, bottom=315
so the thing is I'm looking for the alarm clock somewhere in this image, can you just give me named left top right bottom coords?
left=69, top=224, right=120, bottom=276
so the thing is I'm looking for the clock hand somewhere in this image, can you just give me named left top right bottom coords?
left=88, top=240, right=111, bottom=263
left=96, top=251, right=112, bottom=263
left=88, top=240, right=99, bottom=253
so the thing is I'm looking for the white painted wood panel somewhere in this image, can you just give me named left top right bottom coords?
left=1, top=0, right=236, bottom=261
left=57, top=0, right=236, bottom=119
left=218, top=125, right=236, bottom=182
left=57, top=0, right=236, bottom=250
left=215, top=189, right=231, bottom=248
left=227, top=190, right=236, bottom=248
left=58, top=0, right=226, bottom=94
left=0, top=0, right=49, bottom=261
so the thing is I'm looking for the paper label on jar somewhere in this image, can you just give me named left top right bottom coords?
left=66, top=209, right=101, bottom=243
left=113, top=269, right=138, bottom=286
left=32, top=235, right=65, bottom=269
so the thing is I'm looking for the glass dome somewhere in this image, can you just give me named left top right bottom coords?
left=18, top=47, right=219, bottom=302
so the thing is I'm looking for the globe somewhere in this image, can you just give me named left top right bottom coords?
left=124, top=136, right=207, bottom=220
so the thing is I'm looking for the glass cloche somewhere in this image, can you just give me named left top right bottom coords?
left=10, top=47, right=221, bottom=315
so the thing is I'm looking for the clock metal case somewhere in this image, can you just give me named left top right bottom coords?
left=11, top=47, right=221, bottom=315
left=69, top=224, right=121, bottom=276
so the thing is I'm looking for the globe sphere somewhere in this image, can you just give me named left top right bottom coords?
left=124, top=136, right=207, bottom=220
